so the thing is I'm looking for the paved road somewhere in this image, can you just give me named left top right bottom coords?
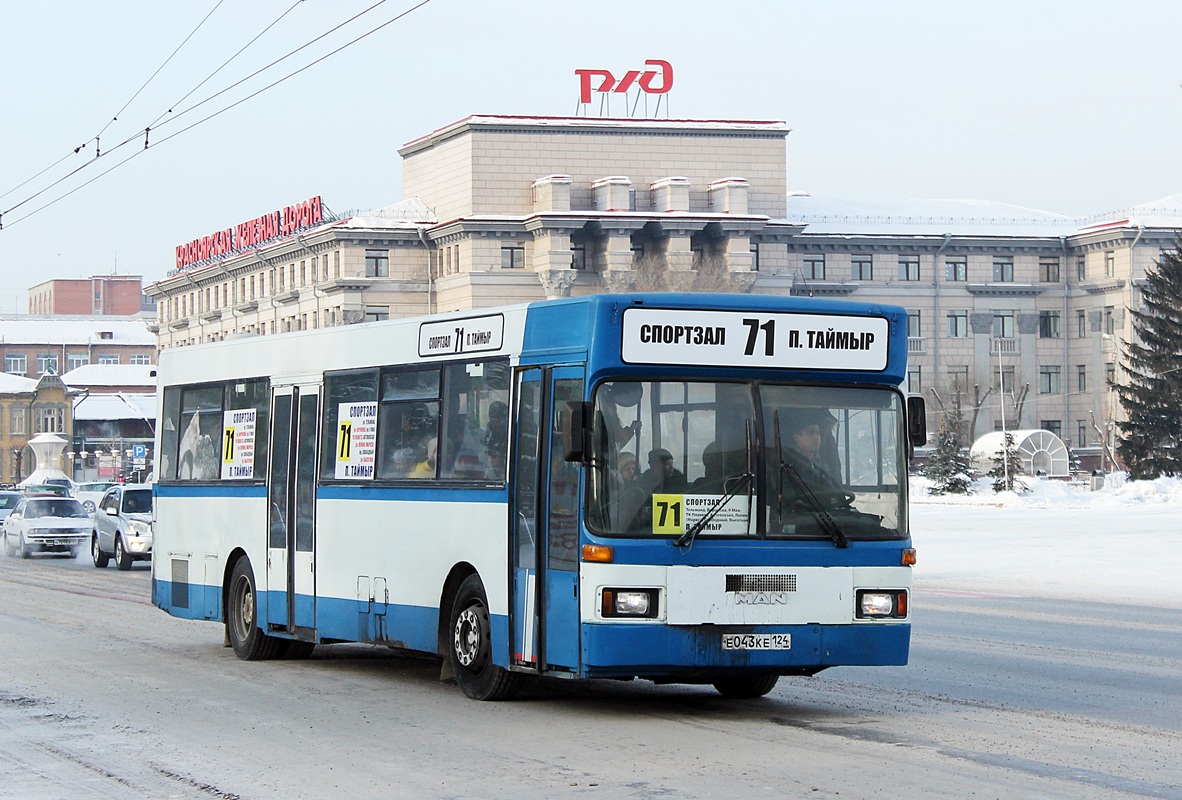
left=1, top=552, right=1179, bottom=799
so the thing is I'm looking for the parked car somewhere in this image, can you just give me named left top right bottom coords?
left=3, top=496, right=91, bottom=558
left=0, top=491, right=23, bottom=524
left=75, top=481, right=117, bottom=514
left=92, top=484, right=153, bottom=570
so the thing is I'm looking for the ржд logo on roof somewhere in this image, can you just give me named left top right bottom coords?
left=575, top=59, right=673, bottom=105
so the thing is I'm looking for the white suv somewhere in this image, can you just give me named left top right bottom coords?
left=91, top=484, right=154, bottom=570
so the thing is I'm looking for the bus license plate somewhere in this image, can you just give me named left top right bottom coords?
left=722, top=633, right=791, bottom=651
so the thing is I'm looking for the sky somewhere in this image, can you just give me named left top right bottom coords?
left=911, top=472, right=1182, bottom=608
left=2, top=0, right=1181, bottom=313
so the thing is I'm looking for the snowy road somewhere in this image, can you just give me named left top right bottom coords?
left=1, top=520, right=1179, bottom=800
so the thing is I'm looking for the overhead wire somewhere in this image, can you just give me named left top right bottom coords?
left=1, top=0, right=435, bottom=230
left=0, top=1, right=226, bottom=205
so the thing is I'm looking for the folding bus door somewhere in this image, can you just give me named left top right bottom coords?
left=266, top=384, right=320, bottom=638
left=510, top=366, right=584, bottom=674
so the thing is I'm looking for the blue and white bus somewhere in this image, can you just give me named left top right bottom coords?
left=152, top=292, right=925, bottom=700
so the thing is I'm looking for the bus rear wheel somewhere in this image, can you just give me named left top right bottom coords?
left=712, top=674, right=779, bottom=699
left=448, top=575, right=523, bottom=701
left=227, top=558, right=283, bottom=661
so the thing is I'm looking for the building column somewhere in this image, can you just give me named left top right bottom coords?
left=601, top=229, right=636, bottom=293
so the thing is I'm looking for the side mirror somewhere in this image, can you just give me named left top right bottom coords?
left=561, top=400, right=592, bottom=463
left=907, top=395, right=928, bottom=448
left=106, top=506, right=119, bottom=516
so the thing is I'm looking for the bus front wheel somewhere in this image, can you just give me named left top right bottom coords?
left=227, top=558, right=283, bottom=661
left=448, top=575, right=523, bottom=701
left=713, top=674, right=779, bottom=699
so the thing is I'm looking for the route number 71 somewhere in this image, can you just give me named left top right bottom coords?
left=743, top=318, right=775, bottom=356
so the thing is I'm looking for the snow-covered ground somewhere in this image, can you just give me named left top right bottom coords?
left=909, top=473, right=1182, bottom=608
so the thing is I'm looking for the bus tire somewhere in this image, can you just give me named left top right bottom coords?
left=448, top=575, right=523, bottom=701
left=227, top=558, right=283, bottom=661
left=712, top=674, right=779, bottom=699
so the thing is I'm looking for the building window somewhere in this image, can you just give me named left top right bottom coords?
left=1077, top=309, right=1087, bottom=338
left=364, top=305, right=389, bottom=323
left=10, top=406, right=26, bottom=435
left=906, top=366, right=922, bottom=394
left=852, top=255, right=872, bottom=281
left=130, top=355, right=152, bottom=366
left=750, top=243, right=760, bottom=272
left=1105, top=251, right=1115, bottom=278
left=501, top=245, right=525, bottom=270
left=803, top=254, right=826, bottom=280
left=36, top=407, right=64, bottom=433
left=1039, top=365, right=1061, bottom=394
left=1104, top=306, right=1115, bottom=335
left=98, top=355, right=119, bottom=365
left=365, top=249, right=389, bottom=278
left=992, top=256, right=1014, bottom=282
left=1041, top=420, right=1062, bottom=439
left=1077, top=420, right=1088, bottom=448
left=1039, top=257, right=1061, bottom=283
left=1077, top=365, right=1086, bottom=393
left=37, top=355, right=59, bottom=375
left=947, top=310, right=968, bottom=338
left=5, top=355, right=27, bottom=375
left=1076, top=255, right=1086, bottom=282
left=947, top=365, right=969, bottom=392
left=899, top=255, right=920, bottom=281
left=945, top=255, right=967, bottom=282
left=994, top=366, right=1015, bottom=393
left=1039, top=310, right=1061, bottom=339
left=993, top=310, right=1015, bottom=339
left=571, top=244, right=587, bottom=271
left=1105, top=363, right=1116, bottom=386
left=67, top=354, right=89, bottom=371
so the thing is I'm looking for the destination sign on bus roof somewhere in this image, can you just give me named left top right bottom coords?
left=621, top=308, right=889, bottom=371
left=418, top=314, right=505, bottom=358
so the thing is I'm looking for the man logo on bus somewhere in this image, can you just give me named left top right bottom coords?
left=576, top=59, right=673, bottom=105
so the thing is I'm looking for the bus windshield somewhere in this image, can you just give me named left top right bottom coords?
left=587, top=380, right=905, bottom=541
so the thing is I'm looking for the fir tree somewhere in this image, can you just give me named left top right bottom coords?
left=987, top=432, right=1026, bottom=493
left=1116, top=240, right=1182, bottom=479
left=923, top=420, right=973, bottom=495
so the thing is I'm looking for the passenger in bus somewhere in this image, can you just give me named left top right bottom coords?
left=410, top=439, right=437, bottom=479
left=601, top=382, right=642, bottom=455
left=780, top=409, right=851, bottom=510
left=691, top=441, right=728, bottom=494
left=639, top=448, right=687, bottom=494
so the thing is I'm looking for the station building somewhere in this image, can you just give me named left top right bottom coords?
left=144, top=114, right=1182, bottom=466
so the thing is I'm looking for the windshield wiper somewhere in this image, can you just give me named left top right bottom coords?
left=774, top=411, right=849, bottom=549
left=674, top=471, right=753, bottom=548
left=675, top=422, right=756, bottom=549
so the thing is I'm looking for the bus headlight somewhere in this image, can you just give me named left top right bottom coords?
left=856, top=590, right=907, bottom=619
left=601, top=589, right=659, bottom=618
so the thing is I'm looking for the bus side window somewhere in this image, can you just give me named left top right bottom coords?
left=440, top=360, right=510, bottom=482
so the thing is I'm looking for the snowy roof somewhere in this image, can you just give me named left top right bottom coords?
left=73, top=392, right=156, bottom=422
left=785, top=194, right=1182, bottom=238
left=332, top=197, right=437, bottom=229
left=401, top=115, right=790, bottom=153
left=0, top=317, right=155, bottom=345
left=0, top=372, right=37, bottom=393
left=61, top=364, right=156, bottom=388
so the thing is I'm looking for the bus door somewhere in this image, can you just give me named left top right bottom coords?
left=510, top=366, right=584, bottom=674
left=266, top=385, right=320, bottom=638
